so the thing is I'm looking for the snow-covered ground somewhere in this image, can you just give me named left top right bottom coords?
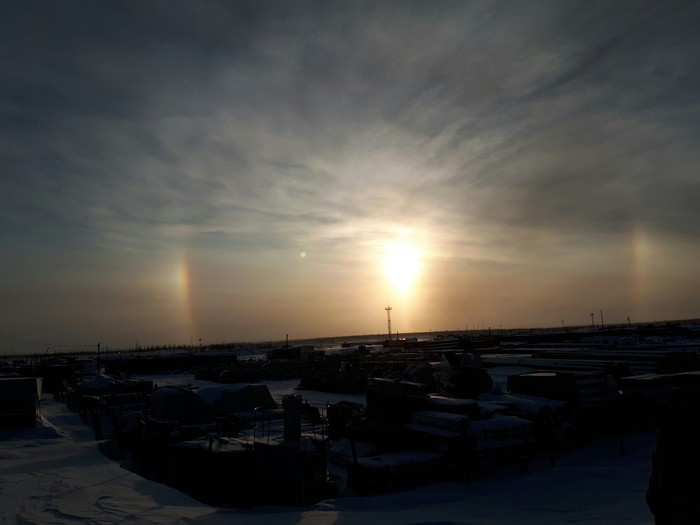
left=0, top=374, right=657, bottom=524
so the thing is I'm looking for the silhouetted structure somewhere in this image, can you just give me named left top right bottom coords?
left=646, top=390, right=700, bottom=524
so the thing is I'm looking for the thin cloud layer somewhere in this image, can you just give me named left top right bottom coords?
left=1, top=0, right=699, bottom=347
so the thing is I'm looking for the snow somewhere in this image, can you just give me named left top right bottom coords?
left=0, top=374, right=657, bottom=524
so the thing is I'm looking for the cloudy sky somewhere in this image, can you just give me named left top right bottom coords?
left=2, top=0, right=699, bottom=350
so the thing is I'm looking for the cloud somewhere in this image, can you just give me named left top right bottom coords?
left=2, top=1, right=700, bottom=343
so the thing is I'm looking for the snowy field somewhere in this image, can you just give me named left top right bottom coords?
left=0, top=373, right=657, bottom=524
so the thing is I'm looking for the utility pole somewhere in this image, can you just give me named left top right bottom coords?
left=385, top=303, right=393, bottom=339
left=590, top=313, right=595, bottom=328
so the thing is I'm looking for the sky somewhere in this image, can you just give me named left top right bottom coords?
left=2, top=0, right=700, bottom=350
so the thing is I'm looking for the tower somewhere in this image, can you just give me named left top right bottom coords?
left=385, top=303, right=392, bottom=339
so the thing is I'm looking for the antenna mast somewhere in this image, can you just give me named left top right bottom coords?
left=385, top=303, right=393, bottom=339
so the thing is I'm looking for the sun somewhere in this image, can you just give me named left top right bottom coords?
left=383, top=242, right=421, bottom=294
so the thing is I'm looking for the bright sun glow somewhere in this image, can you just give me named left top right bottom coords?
left=383, top=242, right=421, bottom=293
